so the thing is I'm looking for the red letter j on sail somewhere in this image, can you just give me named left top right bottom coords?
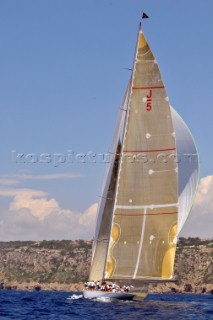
left=146, top=89, right=152, bottom=111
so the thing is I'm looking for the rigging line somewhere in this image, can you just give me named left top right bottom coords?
left=98, top=195, right=113, bottom=200
left=108, top=151, right=121, bottom=156
left=133, top=208, right=147, bottom=279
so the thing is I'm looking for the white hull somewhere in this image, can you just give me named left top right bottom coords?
left=83, top=290, right=135, bottom=301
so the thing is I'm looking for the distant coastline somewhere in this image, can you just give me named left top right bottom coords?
left=0, top=238, right=212, bottom=294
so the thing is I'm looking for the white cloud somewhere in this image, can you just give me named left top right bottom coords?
left=0, top=186, right=98, bottom=240
left=42, top=204, right=98, bottom=240
left=180, top=175, right=213, bottom=238
left=0, top=188, right=48, bottom=198
left=0, top=172, right=80, bottom=181
left=194, top=175, right=213, bottom=207
left=32, top=173, right=81, bottom=180
left=0, top=179, right=20, bottom=186
left=79, top=203, right=98, bottom=226
left=0, top=188, right=55, bottom=220
left=10, top=195, right=59, bottom=221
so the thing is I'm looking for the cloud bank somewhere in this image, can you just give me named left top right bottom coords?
left=0, top=172, right=80, bottom=186
left=180, top=175, right=213, bottom=238
left=0, top=173, right=212, bottom=240
left=0, top=172, right=96, bottom=241
left=0, top=187, right=98, bottom=240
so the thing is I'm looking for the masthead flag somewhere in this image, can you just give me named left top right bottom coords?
left=142, top=12, right=149, bottom=19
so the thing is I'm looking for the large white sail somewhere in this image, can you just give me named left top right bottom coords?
left=171, top=107, right=199, bottom=234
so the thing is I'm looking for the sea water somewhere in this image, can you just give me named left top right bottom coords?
left=0, top=290, right=212, bottom=320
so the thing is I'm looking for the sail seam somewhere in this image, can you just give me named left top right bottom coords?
left=133, top=208, right=147, bottom=279
left=132, top=86, right=165, bottom=90
left=115, top=203, right=178, bottom=210
left=123, top=148, right=176, bottom=153
left=114, top=212, right=177, bottom=216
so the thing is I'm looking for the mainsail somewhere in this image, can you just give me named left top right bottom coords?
left=89, top=25, right=199, bottom=283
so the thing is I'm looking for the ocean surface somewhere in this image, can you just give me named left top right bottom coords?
left=0, top=291, right=212, bottom=320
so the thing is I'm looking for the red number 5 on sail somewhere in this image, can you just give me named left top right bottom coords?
left=146, top=89, right=152, bottom=111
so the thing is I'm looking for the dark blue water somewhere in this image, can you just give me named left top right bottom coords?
left=0, top=291, right=212, bottom=320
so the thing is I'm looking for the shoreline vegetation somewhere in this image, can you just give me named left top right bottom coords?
left=0, top=238, right=212, bottom=294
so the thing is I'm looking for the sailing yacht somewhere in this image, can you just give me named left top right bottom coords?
left=83, top=23, right=199, bottom=300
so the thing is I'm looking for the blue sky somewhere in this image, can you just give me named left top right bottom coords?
left=0, top=0, right=212, bottom=239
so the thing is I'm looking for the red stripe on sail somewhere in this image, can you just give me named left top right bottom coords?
left=132, top=86, right=165, bottom=90
left=115, top=212, right=177, bottom=217
left=123, top=148, right=176, bottom=153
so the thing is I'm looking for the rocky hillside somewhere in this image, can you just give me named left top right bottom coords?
left=150, top=237, right=213, bottom=294
left=0, top=240, right=91, bottom=290
left=0, top=238, right=212, bottom=293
